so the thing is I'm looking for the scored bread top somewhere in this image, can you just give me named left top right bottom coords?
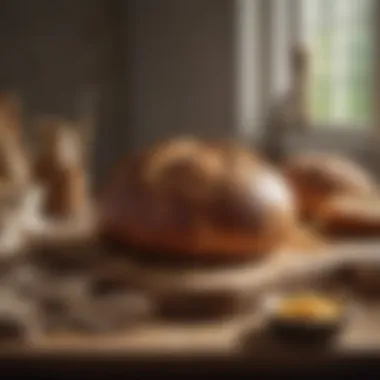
left=99, top=137, right=298, bottom=258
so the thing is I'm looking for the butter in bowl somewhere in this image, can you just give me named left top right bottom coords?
left=262, top=292, right=348, bottom=344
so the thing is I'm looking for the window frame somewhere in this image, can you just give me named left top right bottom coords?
left=271, top=0, right=380, bottom=147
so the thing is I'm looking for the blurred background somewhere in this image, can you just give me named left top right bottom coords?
left=0, top=0, right=378, bottom=186
left=303, top=0, right=373, bottom=126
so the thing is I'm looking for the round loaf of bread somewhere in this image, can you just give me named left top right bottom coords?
left=282, top=152, right=376, bottom=220
left=98, top=138, right=297, bottom=263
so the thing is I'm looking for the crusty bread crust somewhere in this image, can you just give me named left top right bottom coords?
left=314, top=195, right=380, bottom=237
left=283, top=152, right=376, bottom=220
left=99, top=138, right=298, bottom=262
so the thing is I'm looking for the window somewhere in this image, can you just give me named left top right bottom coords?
left=301, top=0, right=375, bottom=128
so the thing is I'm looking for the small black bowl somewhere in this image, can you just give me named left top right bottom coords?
left=268, top=316, right=344, bottom=345
left=263, top=295, right=347, bottom=345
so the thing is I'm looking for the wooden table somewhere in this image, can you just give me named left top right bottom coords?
left=0, top=301, right=379, bottom=374
left=3, top=240, right=380, bottom=375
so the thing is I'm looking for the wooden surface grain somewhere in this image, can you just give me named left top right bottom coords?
left=1, top=240, right=380, bottom=367
left=0, top=297, right=379, bottom=362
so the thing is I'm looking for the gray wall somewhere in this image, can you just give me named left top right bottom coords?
left=0, top=0, right=237, bottom=187
left=125, top=0, right=236, bottom=150
left=0, top=0, right=108, bottom=118
left=0, top=0, right=110, bottom=188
